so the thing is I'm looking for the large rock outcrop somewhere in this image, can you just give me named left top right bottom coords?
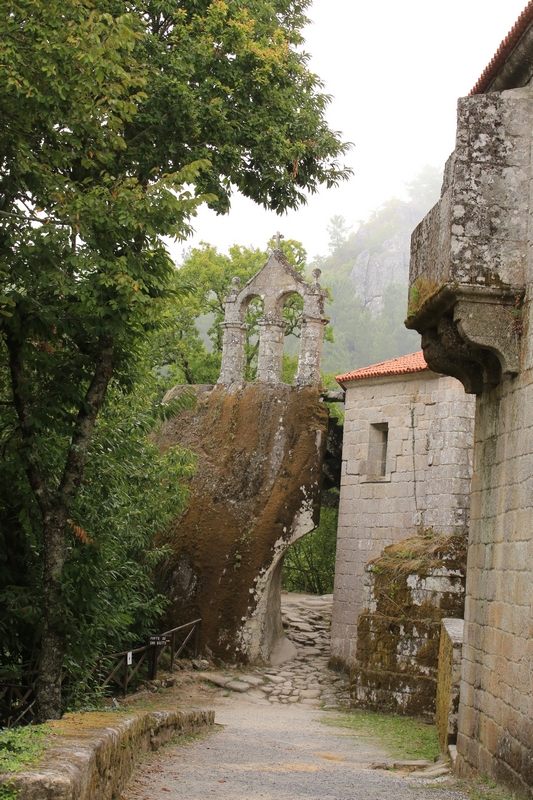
left=154, top=383, right=329, bottom=664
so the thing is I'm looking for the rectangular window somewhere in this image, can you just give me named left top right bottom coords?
left=367, top=422, right=388, bottom=478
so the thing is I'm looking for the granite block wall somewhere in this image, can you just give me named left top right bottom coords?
left=331, top=370, right=475, bottom=669
left=405, top=77, right=533, bottom=794
left=456, top=351, right=533, bottom=795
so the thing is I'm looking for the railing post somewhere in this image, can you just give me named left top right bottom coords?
left=170, top=632, right=175, bottom=673
left=194, top=620, right=200, bottom=657
left=149, top=646, right=157, bottom=681
left=123, top=657, right=128, bottom=696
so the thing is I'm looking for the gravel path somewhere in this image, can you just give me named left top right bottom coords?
left=123, top=699, right=468, bottom=800
left=123, top=593, right=470, bottom=800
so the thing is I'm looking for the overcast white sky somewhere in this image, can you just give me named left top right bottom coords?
left=171, top=0, right=528, bottom=264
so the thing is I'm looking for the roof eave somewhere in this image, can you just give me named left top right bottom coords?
left=336, top=367, right=430, bottom=390
left=471, top=2, right=533, bottom=94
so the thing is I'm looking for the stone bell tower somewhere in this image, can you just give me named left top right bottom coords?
left=218, top=241, right=328, bottom=386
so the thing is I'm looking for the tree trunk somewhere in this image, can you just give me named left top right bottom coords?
left=34, top=505, right=70, bottom=720
left=7, top=332, right=115, bottom=721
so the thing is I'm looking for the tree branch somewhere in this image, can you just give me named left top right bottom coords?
left=0, top=209, right=71, bottom=227
left=5, top=332, right=52, bottom=514
left=58, top=334, right=114, bottom=505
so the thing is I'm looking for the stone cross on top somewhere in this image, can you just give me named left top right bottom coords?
left=273, top=232, right=284, bottom=248
left=218, top=244, right=328, bottom=387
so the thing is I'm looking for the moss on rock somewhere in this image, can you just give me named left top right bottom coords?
left=351, top=530, right=467, bottom=719
left=154, top=383, right=329, bottom=663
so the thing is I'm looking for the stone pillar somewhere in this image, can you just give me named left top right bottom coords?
left=295, top=315, right=327, bottom=387
left=436, top=618, right=464, bottom=754
left=256, top=314, right=286, bottom=383
left=218, top=321, right=248, bottom=385
left=294, top=268, right=327, bottom=387
left=218, top=277, right=247, bottom=385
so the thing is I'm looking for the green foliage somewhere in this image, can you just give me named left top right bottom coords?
left=319, top=279, right=419, bottom=375
left=326, top=215, right=352, bottom=252
left=459, top=775, right=519, bottom=800
left=404, top=164, right=443, bottom=209
left=65, top=388, right=196, bottom=660
left=0, top=783, right=17, bottom=800
left=0, top=725, right=50, bottom=774
left=0, top=364, right=196, bottom=681
left=282, top=507, right=338, bottom=595
left=357, top=199, right=409, bottom=256
left=321, top=710, right=440, bottom=763
left=281, top=354, right=299, bottom=384
left=369, top=284, right=417, bottom=362
left=0, top=0, right=350, bottom=716
left=120, top=0, right=352, bottom=213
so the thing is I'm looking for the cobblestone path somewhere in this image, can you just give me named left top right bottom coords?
left=196, top=592, right=351, bottom=709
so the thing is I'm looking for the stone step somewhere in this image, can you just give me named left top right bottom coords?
left=225, top=680, right=252, bottom=693
left=238, top=674, right=264, bottom=686
left=410, top=765, right=450, bottom=778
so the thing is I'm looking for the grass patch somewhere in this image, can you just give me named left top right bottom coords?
left=0, top=724, right=56, bottom=799
left=320, top=709, right=440, bottom=762
left=0, top=782, right=18, bottom=800
left=0, top=726, right=53, bottom=775
left=458, top=774, right=520, bottom=800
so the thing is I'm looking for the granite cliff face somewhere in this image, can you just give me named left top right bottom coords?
left=153, top=382, right=329, bottom=664
left=349, top=229, right=411, bottom=315
left=349, top=204, right=424, bottom=315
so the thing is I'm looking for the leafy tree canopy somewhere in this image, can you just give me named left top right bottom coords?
left=118, top=0, right=352, bottom=212
left=0, top=363, right=195, bottom=683
left=0, top=0, right=350, bottom=719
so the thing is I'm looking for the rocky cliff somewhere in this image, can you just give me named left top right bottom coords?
left=154, top=383, right=329, bottom=664
left=349, top=203, right=424, bottom=315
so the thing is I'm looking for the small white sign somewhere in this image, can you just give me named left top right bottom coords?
left=126, top=651, right=133, bottom=666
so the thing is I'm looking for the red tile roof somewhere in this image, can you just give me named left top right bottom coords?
left=470, top=1, right=533, bottom=94
left=336, top=351, right=429, bottom=388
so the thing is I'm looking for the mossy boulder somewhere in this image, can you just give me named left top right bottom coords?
left=154, top=382, right=329, bottom=663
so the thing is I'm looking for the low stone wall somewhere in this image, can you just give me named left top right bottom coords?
left=435, top=618, right=464, bottom=753
left=352, top=615, right=441, bottom=718
left=0, top=707, right=214, bottom=800
left=350, top=531, right=466, bottom=719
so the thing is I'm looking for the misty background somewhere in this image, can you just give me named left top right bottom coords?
left=170, top=0, right=528, bottom=376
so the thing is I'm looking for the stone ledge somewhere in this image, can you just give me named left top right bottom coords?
left=0, top=707, right=215, bottom=800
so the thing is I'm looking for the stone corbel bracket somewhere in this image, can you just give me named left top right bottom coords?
left=406, top=284, right=524, bottom=394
